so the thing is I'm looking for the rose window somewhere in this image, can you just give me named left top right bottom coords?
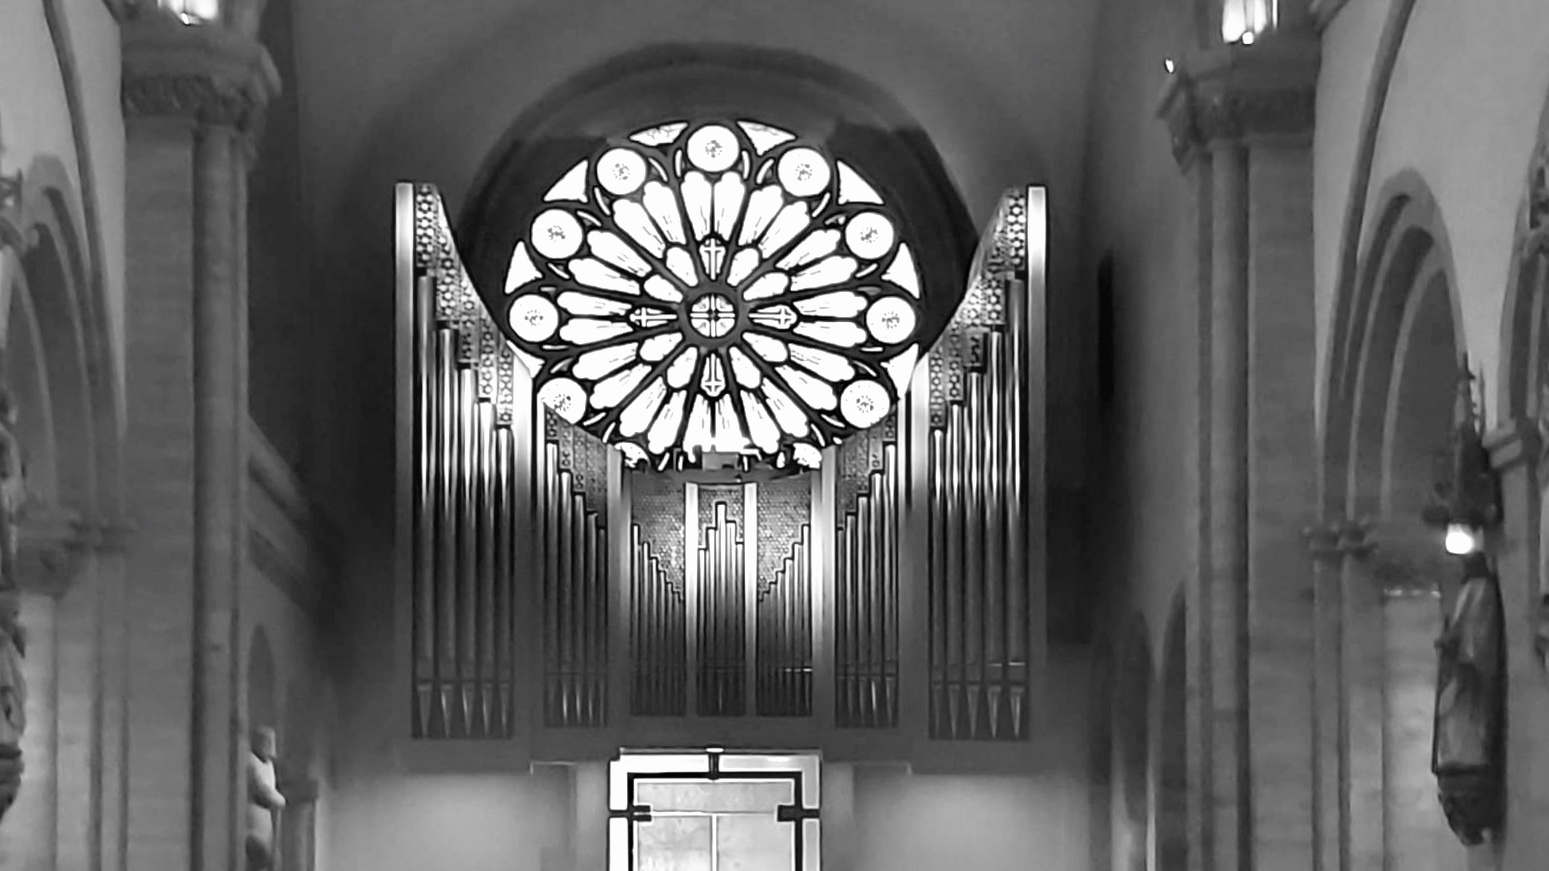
left=500, top=120, right=925, bottom=471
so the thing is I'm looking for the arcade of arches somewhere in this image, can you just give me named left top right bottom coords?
left=6, top=0, right=1549, bottom=870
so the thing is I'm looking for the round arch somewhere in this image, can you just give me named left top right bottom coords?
left=1323, top=171, right=1465, bottom=519
left=1317, top=170, right=1472, bottom=868
left=455, top=43, right=978, bottom=353
left=9, top=154, right=122, bottom=522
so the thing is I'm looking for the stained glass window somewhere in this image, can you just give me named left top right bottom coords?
left=500, top=120, right=924, bottom=471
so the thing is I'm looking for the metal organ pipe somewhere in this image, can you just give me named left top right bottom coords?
left=985, top=333, right=1007, bottom=738
left=435, top=330, right=456, bottom=737
left=1005, top=280, right=1028, bottom=739
left=411, top=275, right=434, bottom=738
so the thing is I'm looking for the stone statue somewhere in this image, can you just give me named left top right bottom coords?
left=0, top=591, right=24, bottom=824
left=0, top=386, right=27, bottom=825
left=245, top=726, right=286, bottom=871
left=1432, top=552, right=1505, bottom=845
left=0, top=388, right=25, bottom=585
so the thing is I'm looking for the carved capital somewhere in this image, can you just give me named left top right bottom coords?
left=10, top=507, right=128, bottom=599
left=1158, top=37, right=1321, bottom=168
left=120, top=16, right=279, bottom=135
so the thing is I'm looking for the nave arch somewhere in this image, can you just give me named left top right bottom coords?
left=1320, top=170, right=1475, bottom=869
left=0, top=143, right=124, bottom=859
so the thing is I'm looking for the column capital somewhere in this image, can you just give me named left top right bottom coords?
left=10, top=506, right=129, bottom=599
left=1157, top=36, right=1321, bottom=168
left=121, top=16, right=279, bottom=136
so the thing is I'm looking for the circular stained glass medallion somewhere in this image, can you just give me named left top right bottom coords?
left=501, top=120, right=925, bottom=470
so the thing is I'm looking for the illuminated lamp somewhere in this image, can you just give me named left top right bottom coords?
left=1420, top=367, right=1500, bottom=557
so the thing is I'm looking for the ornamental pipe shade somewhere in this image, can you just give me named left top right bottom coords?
left=1420, top=366, right=1500, bottom=543
left=496, top=120, right=929, bottom=473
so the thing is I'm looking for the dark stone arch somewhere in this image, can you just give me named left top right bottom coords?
left=16, top=157, right=120, bottom=519
left=1155, top=589, right=1187, bottom=871
left=2, top=262, right=58, bottom=504
left=455, top=43, right=978, bottom=352
left=247, top=0, right=311, bottom=471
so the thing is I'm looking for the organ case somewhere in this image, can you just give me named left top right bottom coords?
left=394, top=183, right=1047, bottom=771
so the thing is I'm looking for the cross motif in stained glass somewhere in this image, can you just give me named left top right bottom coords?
left=499, top=120, right=925, bottom=471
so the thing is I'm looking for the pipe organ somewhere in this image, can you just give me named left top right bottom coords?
left=395, top=183, right=1047, bottom=771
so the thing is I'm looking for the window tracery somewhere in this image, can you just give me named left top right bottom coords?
left=499, top=120, right=924, bottom=471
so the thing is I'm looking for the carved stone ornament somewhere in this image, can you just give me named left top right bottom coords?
left=0, top=591, right=22, bottom=826
left=12, top=506, right=109, bottom=599
left=1157, top=36, right=1320, bottom=168
left=120, top=15, right=279, bottom=134
left=1529, top=138, right=1549, bottom=232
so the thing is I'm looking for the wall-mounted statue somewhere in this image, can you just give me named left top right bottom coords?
left=1536, top=379, right=1549, bottom=674
left=0, top=386, right=27, bottom=825
left=1432, top=552, right=1505, bottom=845
left=245, top=725, right=286, bottom=871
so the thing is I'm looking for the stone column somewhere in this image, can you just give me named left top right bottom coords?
left=120, top=13, right=276, bottom=871
left=1159, top=34, right=1321, bottom=871
left=1305, top=519, right=1369, bottom=871
left=1486, top=419, right=1549, bottom=871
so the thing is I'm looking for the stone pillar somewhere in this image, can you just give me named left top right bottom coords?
left=120, top=13, right=276, bottom=871
left=1305, top=519, right=1369, bottom=871
left=1486, top=419, right=1549, bottom=871
left=1337, top=522, right=1385, bottom=871
left=1159, top=34, right=1321, bottom=871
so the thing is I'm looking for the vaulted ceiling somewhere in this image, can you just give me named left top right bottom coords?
left=287, top=0, right=1103, bottom=237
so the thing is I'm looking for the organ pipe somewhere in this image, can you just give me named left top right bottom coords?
left=925, top=270, right=1035, bottom=741
left=404, top=182, right=1042, bottom=752
left=409, top=296, right=534, bottom=739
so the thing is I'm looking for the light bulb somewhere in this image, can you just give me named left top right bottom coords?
left=1444, top=523, right=1478, bottom=556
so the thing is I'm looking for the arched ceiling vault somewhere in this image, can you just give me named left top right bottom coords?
left=295, top=0, right=1100, bottom=245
